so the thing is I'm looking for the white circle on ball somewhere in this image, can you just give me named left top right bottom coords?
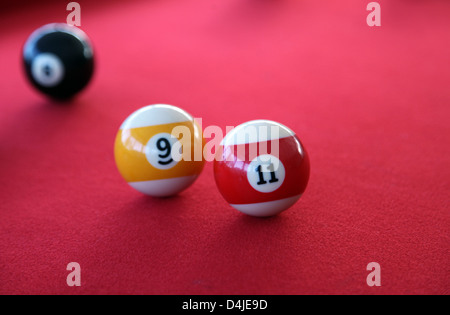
left=247, top=154, right=286, bottom=193
left=145, top=133, right=182, bottom=170
left=31, top=53, right=65, bottom=87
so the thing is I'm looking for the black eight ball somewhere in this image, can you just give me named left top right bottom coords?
left=23, top=23, right=95, bottom=100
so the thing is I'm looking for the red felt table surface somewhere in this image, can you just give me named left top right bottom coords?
left=0, top=0, right=449, bottom=295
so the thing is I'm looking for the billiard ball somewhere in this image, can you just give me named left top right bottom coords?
left=23, top=23, right=94, bottom=100
left=214, top=120, right=310, bottom=217
left=114, top=104, right=205, bottom=197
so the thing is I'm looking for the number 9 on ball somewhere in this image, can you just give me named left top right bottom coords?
left=114, top=104, right=205, bottom=197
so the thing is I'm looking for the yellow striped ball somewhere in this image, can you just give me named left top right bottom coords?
left=114, top=104, right=205, bottom=196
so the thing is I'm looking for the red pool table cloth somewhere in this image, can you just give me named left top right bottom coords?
left=0, top=0, right=449, bottom=295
